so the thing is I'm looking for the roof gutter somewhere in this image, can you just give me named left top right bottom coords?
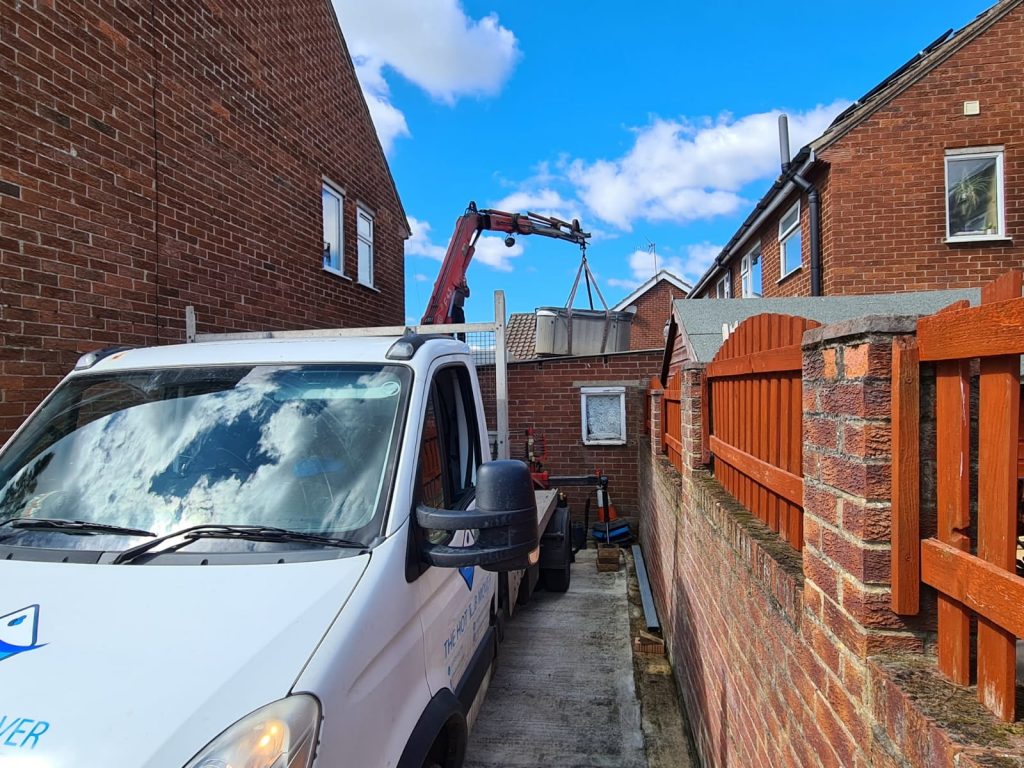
left=689, top=150, right=816, bottom=298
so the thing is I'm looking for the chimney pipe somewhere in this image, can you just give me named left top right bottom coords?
left=778, top=114, right=791, bottom=174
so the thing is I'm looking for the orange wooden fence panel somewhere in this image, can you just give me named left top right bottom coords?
left=908, top=269, right=1024, bottom=722
left=662, top=371, right=683, bottom=473
left=704, top=313, right=820, bottom=551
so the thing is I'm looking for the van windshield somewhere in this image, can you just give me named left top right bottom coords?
left=0, top=364, right=410, bottom=551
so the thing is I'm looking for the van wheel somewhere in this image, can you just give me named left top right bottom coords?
left=540, top=505, right=572, bottom=593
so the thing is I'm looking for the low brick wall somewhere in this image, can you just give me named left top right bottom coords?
left=640, top=316, right=1024, bottom=767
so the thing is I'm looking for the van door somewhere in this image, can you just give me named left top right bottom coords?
left=414, top=363, right=497, bottom=702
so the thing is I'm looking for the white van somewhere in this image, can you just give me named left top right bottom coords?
left=0, top=333, right=571, bottom=767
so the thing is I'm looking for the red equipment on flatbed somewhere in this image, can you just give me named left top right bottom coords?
left=420, top=201, right=591, bottom=325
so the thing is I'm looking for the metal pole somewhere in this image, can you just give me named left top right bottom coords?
left=494, top=290, right=510, bottom=460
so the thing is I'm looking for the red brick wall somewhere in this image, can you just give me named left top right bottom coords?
left=821, top=4, right=1024, bottom=295
left=640, top=316, right=1024, bottom=766
left=623, top=278, right=684, bottom=350
left=0, top=0, right=404, bottom=438
left=505, top=351, right=662, bottom=519
left=695, top=5, right=1023, bottom=301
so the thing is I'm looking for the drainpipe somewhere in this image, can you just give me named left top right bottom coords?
left=779, top=115, right=822, bottom=296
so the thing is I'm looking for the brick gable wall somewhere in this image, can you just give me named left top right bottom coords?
left=622, top=278, right=682, bottom=350
left=0, top=0, right=404, bottom=438
left=695, top=4, right=1023, bottom=300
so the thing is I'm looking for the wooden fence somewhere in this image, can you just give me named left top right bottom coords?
left=703, top=314, right=820, bottom=550
left=892, top=270, right=1024, bottom=722
left=662, top=371, right=683, bottom=472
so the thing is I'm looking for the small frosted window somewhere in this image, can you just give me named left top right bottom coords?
left=581, top=387, right=626, bottom=445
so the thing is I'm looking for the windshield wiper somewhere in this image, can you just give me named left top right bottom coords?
left=0, top=517, right=156, bottom=538
left=113, top=524, right=367, bottom=564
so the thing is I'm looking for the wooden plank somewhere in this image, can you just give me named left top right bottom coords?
left=976, top=363, right=1020, bottom=721
left=975, top=270, right=1021, bottom=722
left=757, top=314, right=770, bottom=528
left=663, top=432, right=684, bottom=459
left=935, top=358, right=972, bottom=685
left=704, top=344, right=803, bottom=379
left=890, top=336, right=920, bottom=614
left=918, top=295, right=1024, bottom=361
left=710, top=435, right=804, bottom=507
left=923, top=539, right=1024, bottom=651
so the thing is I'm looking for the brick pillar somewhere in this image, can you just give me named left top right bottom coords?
left=649, top=377, right=664, bottom=457
left=801, top=317, right=929, bottom=660
left=680, top=363, right=706, bottom=469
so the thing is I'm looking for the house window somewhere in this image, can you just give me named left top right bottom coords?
left=581, top=386, right=626, bottom=445
left=741, top=249, right=762, bottom=297
left=357, top=205, right=375, bottom=286
left=945, top=148, right=1004, bottom=240
left=715, top=274, right=731, bottom=299
left=778, top=202, right=802, bottom=278
left=322, top=181, right=344, bottom=274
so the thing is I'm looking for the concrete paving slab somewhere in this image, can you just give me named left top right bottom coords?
left=464, top=548, right=647, bottom=768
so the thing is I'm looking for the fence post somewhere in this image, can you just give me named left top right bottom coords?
left=681, top=363, right=706, bottom=469
left=649, top=377, right=664, bottom=457
left=801, top=316, right=930, bottom=660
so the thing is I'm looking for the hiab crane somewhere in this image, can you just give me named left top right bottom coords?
left=421, top=200, right=591, bottom=325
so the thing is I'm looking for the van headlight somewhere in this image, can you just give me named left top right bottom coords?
left=184, top=694, right=320, bottom=768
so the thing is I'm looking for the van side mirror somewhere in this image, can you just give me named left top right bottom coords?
left=417, top=460, right=538, bottom=573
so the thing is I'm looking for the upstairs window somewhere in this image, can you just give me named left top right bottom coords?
left=779, top=202, right=801, bottom=278
left=740, top=249, right=762, bottom=297
left=946, top=148, right=1004, bottom=240
left=715, top=274, right=731, bottom=299
left=322, top=181, right=345, bottom=274
left=357, top=205, right=375, bottom=287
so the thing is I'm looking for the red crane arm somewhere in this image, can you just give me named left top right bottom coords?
left=420, top=201, right=590, bottom=326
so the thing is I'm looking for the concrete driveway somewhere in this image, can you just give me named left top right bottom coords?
left=464, top=547, right=648, bottom=768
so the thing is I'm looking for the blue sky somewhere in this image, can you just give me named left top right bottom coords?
left=332, top=0, right=994, bottom=323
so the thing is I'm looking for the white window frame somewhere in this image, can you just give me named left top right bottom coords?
left=356, top=204, right=375, bottom=287
left=740, top=248, right=762, bottom=297
left=715, top=274, right=731, bottom=299
left=580, top=386, right=627, bottom=446
left=778, top=201, right=802, bottom=280
left=944, top=147, right=1006, bottom=242
left=322, top=180, right=346, bottom=277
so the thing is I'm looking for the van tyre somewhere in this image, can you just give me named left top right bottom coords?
left=540, top=505, right=572, bottom=593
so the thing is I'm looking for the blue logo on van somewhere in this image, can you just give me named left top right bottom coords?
left=0, top=605, right=44, bottom=663
left=458, top=566, right=474, bottom=590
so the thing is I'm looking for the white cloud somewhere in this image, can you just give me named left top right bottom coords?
left=473, top=235, right=523, bottom=272
left=607, top=243, right=721, bottom=290
left=405, top=216, right=447, bottom=261
left=567, top=101, right=849, bottom=230
left=333, top=0, right=520, bottom=152
left=490, top=189, right=580, bottom=222
left=352, top=58, right=410, bottom=155
left=405, top=217, right=522, bottom=273
left=414, top=273, right=430, bottom=283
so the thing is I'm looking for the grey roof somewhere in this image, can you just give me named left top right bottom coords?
left=670, top=288, right=979, bottom=364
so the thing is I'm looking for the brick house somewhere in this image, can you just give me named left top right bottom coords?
left=690, top=0, right=1024, bottom=300
left=611, top=269, right=690, bottom=350
left=0, top=0, right=407, bottom=438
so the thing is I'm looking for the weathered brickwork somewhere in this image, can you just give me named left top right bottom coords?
left=0, top=0, right=405, bottom=438
left=696, top=4, right=1024, bottom=300
left=625, top=278, right=684, bottom=350
left=502, top=350, right=662, bottom=519
left=639, top=316, right=1024, bottom=766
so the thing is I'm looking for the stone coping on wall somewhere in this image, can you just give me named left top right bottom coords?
left=869, top=654, right=1024, bottom=765
left=690, top=469, right=804, bottom=629
left=802, top=315, right=920, bottom=347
